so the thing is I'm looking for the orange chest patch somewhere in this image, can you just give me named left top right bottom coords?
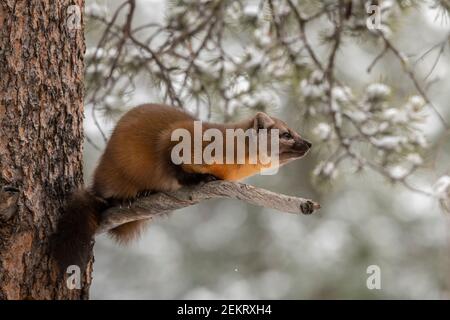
left=182, top=162, right=272, bottom=181
left=211, top=164, right=262, bottom=181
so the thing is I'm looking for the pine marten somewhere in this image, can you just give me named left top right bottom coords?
left=52, top=104, right=312, bottom=272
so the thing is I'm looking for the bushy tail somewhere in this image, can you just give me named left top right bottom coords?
left=51, top=190, right=108, bottom=274
left=108, top=219, right=150, bottom=244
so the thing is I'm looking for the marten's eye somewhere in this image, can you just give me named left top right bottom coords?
left=280, top=132, right=292, bottom=140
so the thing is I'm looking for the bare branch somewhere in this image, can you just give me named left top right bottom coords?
left=287, top=0, right=324, bottom=71
left=379, top=31, right=450, bottom=130
left=96, top=181, right=320, bottom=234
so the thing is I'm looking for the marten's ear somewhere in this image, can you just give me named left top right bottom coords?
left=253, top=112, right=275, bottom=131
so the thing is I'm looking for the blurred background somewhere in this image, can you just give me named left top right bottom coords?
left=83, top=0, right=450, bottom=299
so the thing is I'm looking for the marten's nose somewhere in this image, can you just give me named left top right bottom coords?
left=295, top=139, right=312, bottom=153
left=303, top=140, right=312, bottom=149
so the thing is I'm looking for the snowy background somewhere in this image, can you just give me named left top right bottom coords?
left=84, top=0, right=450, bottom=299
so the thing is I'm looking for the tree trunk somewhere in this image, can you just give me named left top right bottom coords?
left=0, top=0, right=90, bottom=299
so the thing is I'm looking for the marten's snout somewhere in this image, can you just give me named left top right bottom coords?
left=295, top=139, right=312, bottom=154
left=303, top=140, right=312, bottom=149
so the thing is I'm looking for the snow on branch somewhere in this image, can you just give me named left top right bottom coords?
left=96, top=181, right=320, bottom=234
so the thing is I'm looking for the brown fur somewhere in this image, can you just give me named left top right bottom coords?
left=53, top=104, right=311, bottom=269
left=108, top=219, right=150, bottom=244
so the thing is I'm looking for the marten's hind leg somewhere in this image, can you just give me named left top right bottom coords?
left=105, top=196, right=151, bottom=244
left=108, top=219, right=149, bottom=244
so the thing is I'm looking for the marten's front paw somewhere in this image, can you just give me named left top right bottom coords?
left=202, top=174, right=218, bottom=183
left=137, top=190, right=153, bottom=198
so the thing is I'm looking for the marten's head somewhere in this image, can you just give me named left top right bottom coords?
left=252, top=112, right=312, bottom=165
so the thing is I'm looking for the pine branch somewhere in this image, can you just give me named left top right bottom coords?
left=96, top=181, right=320, bottom=234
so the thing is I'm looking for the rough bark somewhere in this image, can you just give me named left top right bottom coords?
left=0, top=0, right=88, bottom=299
left=97, top=181, right=320, bottom=234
